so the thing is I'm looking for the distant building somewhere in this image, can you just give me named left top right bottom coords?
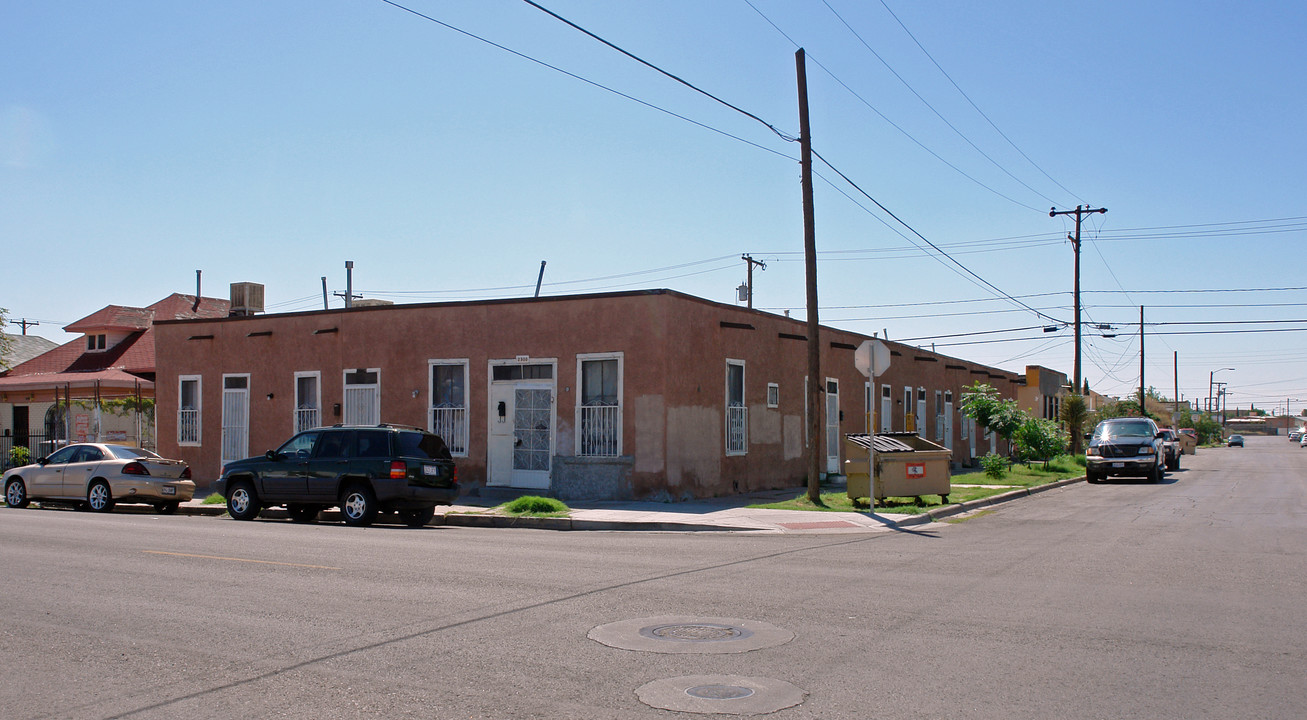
left=0, top=294, right=229, bottom=460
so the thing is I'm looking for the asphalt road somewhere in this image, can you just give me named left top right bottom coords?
left=2, top=435, right=1304, bottom=719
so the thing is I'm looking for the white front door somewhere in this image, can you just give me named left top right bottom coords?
left=943, top=399, right=954, bottom=451
left=825, top=379, right=840, bottom=473
left=343, top=369, right=380, bottom=426
left=488, top=382, right=554, bottom=489
left=880, top=385, right=892, bottom=433
left=221, top=375, right=249, bottom=466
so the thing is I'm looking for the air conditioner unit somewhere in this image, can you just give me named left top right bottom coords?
left=230, top=282, right=265, bottom=316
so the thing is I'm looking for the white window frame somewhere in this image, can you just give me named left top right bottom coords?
left=178, top=375, right=202, bottom=447
left=767, top=383, right=780, bottom=409
left=575, top=352, right=623, bottom=457
left=293, top=371, right=321, bottom=434
left=428, top=359, right=470, bottom=457
left=725, top=359, right=747, bottom=456
left=342, top=368, right=381, bottom=426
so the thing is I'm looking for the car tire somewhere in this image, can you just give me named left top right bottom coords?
left=1085, top=471, right=1101, bottom=484
left=226, top=481, right=261, bottom=521
left=5, top=479, right=30, bottom=509
left=87, top=480, right=116, bottom=513
left=341, top=484, right=378, bottom=527
left=287, top=504, right=319, bottom=523
left=1152, top=464, right=1165, bottom=484
left=399, top=506, right=436, bottom=528
left=1170, top=455, right=1180, bottom=471
left=154, top=501, right=180, bottom=514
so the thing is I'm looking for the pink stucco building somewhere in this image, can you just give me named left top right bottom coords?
left=154, top=289, right=1018, bottom=500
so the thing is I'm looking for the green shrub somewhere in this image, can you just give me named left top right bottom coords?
left=980, top=453, right=1007, bottom=480
left=9, top=446, right=31, bottom=468
left=503, top=495, right=569, bottom=515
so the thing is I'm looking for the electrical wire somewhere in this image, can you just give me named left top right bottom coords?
left=872, top=0, right=1081, bottom=203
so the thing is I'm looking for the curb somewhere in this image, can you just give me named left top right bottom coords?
left=175, top=475, right=1087, bottom=531
left=923, top=475, right=1084, bottom=523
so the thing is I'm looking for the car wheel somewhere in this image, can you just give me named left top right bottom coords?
left=1085, top=471, right=1100, bottom=484
left=154, top=501, right=180, bottom=514
left=5, top=478, right=30, bottom=509
left=226, top=481, right=261, bottom=521
left=1152, top=464, right=1165, bottom=484
left=287, top=504, right=319, bottom=523
left=87, top=480, right=116, bottom=513
left=399, top=506, right=436, bottom=528
left=341, top=485, right=378, bottom=527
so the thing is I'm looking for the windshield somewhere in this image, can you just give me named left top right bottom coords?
left=107, top=445, right=160, bottom=460
left=1095, top=420, right=1154, bottom=439
left=398, top=431, right=452, bottom=460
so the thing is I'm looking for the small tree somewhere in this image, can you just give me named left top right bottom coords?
left=1194, top=414, right=1223, bottom=444
left=1061, top=393, right=1088, bottom=454
left=960, top=382, right=1024, bottom=441
left=1012, top=417, right=1068, bottom=468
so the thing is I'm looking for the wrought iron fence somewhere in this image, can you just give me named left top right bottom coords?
left=579, top=404, right=620, bottom=457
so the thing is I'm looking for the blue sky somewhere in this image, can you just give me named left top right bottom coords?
left=4, top=0, right=1306, bottom=414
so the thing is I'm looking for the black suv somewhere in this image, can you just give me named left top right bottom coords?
left=215, top=424, right=458, bottom=527
left=1085, top=417, right=1166, bottom=483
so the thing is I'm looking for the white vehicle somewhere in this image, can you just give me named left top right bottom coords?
left=4, top=443, right=195, bottom=514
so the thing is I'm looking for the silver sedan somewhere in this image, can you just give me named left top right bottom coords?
left=3, top=443, right=195, bottom=514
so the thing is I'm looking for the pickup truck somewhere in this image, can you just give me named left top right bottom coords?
left=1157, top=428, right=1182, bottom=470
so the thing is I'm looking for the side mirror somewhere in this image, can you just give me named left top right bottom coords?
left=37, top=457, right=49, bottom=466
left=1083, top=433, right=1092, bottom=440
left=265, top=450, right=280, bottom=461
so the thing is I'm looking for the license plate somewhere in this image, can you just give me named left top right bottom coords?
left=162, top=486, right=177, bottom=495
left=1112, top=463, right=1124, bottom=468
left=422, top=465, right=441, bottom=476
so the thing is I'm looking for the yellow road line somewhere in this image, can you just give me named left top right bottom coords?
left=143, top=550, right=341, bottom=571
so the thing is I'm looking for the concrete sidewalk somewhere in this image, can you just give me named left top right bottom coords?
left=177, top=476, right=1084, bottom=533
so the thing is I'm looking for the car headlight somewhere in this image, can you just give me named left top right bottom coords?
left=1086, top=447, right=1100, bottom=456
left=1137, top=447, right=1155, bottom=456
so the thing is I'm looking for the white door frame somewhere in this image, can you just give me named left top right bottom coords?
left=825, top=377, right=840, bottom=473
left=486, top=359, right=557, bottom=489
left=342, top=368, right=381, bottom=426
left=221, top=374, right=250, bottom=467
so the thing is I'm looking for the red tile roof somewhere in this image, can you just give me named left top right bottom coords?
left=3, top=294, right=231, bottom=382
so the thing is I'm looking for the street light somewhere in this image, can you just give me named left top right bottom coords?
left=1209, top=368, right=1234, bottom=415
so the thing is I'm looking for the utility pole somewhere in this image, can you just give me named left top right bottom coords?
left=1050, top=205, right=1107, bottom=395
left=1138, top=305, right=1146, bottom=414
left=1173, top=351, right=1179, bottom=426
left=741, top=255, right=766, bottom=309
left=534, top=261, right=547, bottom=298
left=14, top=318, right=39, bottom=335
left=796, top=49, right=823, bottom=504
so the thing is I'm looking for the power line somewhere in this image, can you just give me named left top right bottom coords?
left=872, top=0, right=1081, bottom=203
left=742, top=0, right=1042, bottom=212
left=819, top=0, right=1063, bottom=208
left=377, top=0, right=795, bottom=161
left=810, top=148, right=1066, bottom=325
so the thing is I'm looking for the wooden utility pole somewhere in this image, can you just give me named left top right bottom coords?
left=796, top=49, right=823, bottom=503
left=741, top=254, right=766, bottom=309
left=1050, top=205, right=1107, bottom=395
left=14, top=318, right=39, bottom=335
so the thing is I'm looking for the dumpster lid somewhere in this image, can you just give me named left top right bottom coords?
left=844, top=433, right=917, bottom=453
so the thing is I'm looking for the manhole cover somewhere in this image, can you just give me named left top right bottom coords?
left=640, top=623, right=753, bottom=642
left=589, top=616, right=793, bottom=654
left=686, top=684, right=755, bottom=700
left=637, top=675, right=805, bottom=715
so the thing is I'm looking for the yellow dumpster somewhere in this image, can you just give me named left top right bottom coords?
left=844, top=433, right=952, bottom=503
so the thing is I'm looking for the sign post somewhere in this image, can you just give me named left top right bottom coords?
left=855, top=339, right=891, bottom=503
